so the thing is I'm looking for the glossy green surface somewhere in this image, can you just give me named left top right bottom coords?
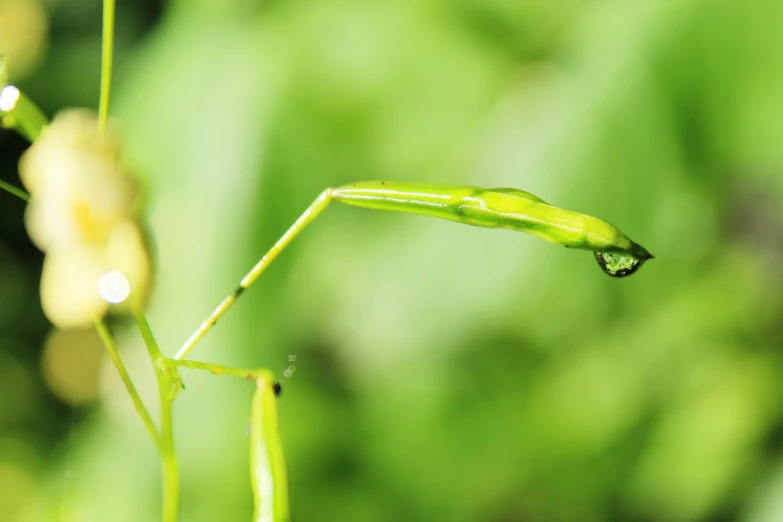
left=250, top=373, right=290, bottom=522
left=333, top=181, right=653, bottom=261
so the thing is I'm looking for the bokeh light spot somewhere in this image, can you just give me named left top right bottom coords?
left=0, top=85, right=20, bottom=111
left=97, top=270, right=130, bottom=304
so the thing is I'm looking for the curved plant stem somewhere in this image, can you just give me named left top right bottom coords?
left=1, top=87, right=48, bottom=143
left=99, top=0, right=115, bottom=134
left=94, top=319, right=161, bottom=450
left=132, top=304, right=181, bottom=522
left=0, top=88, right=42, bottom=201
left=10, top=91, right=48, bottom=142
left=0, top=179, right=29, bottom=201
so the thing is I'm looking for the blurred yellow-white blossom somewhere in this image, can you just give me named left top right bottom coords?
left=0, top=0, right=48, bottom=81
left=19, top=109, right=151, bottom=329
left=20, top=109, right=137, bottom=250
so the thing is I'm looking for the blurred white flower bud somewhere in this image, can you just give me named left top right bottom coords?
left=40, top=243, right=110, bottom=330
left=20, top=109, right=137, bottom=250
left=19, top=109, right=152, bottom=328
left=40, top=221, right=152, bottom=329
left=0, top=0, right=48, bottom=81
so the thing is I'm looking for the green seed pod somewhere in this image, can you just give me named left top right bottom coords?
left=250, top=372, right=289, bottom=522
left=176, top=180, right=656, bottom=360
left=331, top=182, right=654, bottom=277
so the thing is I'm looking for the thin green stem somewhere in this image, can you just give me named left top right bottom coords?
left=0, top=90, right=41, bottom=200
left=1, top=87, right=48, bottom=142
left=170, top=359, right=267, bottom=380
left=159, top=394, right=179, bottom=522
left=133, top=304, right=165, bottom=363
left=132, top=304, right=180, bottom=522
left=99, top=0, right=115, bottom=134
left=94, top=319, right=160, bottom=450
left=175, top=189, right=334, bottom=360
left=0, top=179, right=29, bottom=201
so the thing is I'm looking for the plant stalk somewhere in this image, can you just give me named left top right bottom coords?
left=99, top=0, right=115, bottom=134
left=132, top=304, right=181, bottom=522
left=94, top=319, right=161, bottom=450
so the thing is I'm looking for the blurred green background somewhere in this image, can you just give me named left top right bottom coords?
left=2, top=0, right=783, bottom=520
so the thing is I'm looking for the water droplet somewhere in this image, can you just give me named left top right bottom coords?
left=283, top=366, right=296, bottom=378
left=594, top=252, right=645, bottom=278
left=288, top=354, right=297, bottom=362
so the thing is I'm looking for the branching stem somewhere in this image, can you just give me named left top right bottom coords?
left=132, top=304, right=180, bottom=522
